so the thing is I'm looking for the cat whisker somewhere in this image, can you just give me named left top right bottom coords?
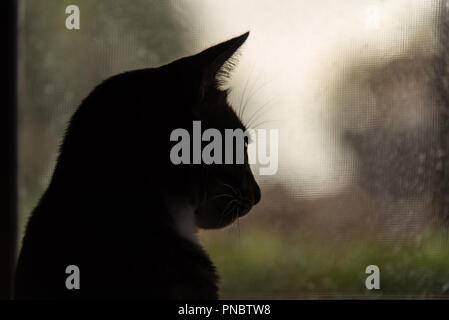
left=217, top=199, right=238, bottom=227
left=240, top=79, right=274, bottom=121
left=222, top=200, right=238, bottom=217
left=237, top=210, right=241, bottom=242
left=231, top=208, right=240, bottom=239
left=238, top=64, right=256, bottom=119
left=238, top=70, right=285, bottom=129
left=245, top=96, right=277, bottom=129
left=209, top=193, right=234, bottom=201
left=227, top=207, right=238, bottom=236
left=251, top=119, right=282, bottom=129
left=222, top=183, right=240, bottom=197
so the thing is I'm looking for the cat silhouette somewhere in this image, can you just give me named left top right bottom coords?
left=15, top=32, right=261, bottom=299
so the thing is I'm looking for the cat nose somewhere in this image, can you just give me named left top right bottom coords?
left=237, top=201, right=252, bottom=216
left=253, top=183, right=261, bottom=205
left=245, top=172, right=261, bottom=205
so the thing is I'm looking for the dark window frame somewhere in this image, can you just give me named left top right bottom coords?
left=0, top=0, right=18, bottom=300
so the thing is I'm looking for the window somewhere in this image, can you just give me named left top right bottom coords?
left=13, top=0, right=449, bottom=299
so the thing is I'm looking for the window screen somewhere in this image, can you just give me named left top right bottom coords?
left=18, top=0, right=449, bottom=298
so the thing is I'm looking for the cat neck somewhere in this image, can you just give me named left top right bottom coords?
left=165, top=197, right=199, bottom=244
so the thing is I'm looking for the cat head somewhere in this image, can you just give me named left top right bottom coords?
left=167, top=32, right=261, bottom=229
left=57, top=32, right=260, bottom=229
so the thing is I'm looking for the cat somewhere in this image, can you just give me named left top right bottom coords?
left=14, top=32, right=261, bottom=299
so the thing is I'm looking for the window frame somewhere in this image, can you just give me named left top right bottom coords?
left=0, top=0, right=18, bottom=300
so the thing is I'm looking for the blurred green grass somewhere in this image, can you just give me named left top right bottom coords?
left=200, top=227, right=449, bottom=299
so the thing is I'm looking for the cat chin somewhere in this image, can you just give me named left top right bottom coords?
left=174, top=206, right=199, bottom=243
left=163, top=197, right=199, bottom=243
left=195, top=203, right=240, bottom=230
left=196, top=218, right=237, bottom=230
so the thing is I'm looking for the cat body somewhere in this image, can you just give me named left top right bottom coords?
left=15, top=32, right=260, bottom=299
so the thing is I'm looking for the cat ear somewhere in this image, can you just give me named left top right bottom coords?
left=195, top=32, right=249, bottom=94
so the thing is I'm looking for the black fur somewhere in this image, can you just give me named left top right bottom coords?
left=14, top=32, right=260, bottom=299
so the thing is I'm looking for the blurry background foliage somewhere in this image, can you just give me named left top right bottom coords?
left=19, top=0, right=449, bottom=298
